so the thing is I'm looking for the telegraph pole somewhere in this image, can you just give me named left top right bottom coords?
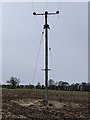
left=33, top=11, right=59, bottom=103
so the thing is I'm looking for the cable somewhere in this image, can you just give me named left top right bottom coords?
left=49, top=42, right=55, bottom=81
left=45, top=0, right=48, bottom=10
left=31, top=2, right=42, bottom=32
left=31, top=2, right=62, bottom=84
left=50, top=15, right=60, bottom=30
left=33, top=16, right=42, bottom=31
left=32, top=30, right=44, bottom=85
left=31, top=2, right=35, bottom=11
left=48, top=2, right=62, bottom=80
left=49, top=2, right=62, bottom=79
left=49, top=2, right=62, bottom=30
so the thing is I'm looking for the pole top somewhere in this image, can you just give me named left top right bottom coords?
left=45, top=11, right=48, bottom=14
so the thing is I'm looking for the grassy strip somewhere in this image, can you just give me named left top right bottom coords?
left=2, top=88, right=88, bottom=95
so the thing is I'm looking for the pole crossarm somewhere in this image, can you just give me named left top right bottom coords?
left=33, top=11, right=59, bottom=16
left=33, top=10, right=59, bottom=104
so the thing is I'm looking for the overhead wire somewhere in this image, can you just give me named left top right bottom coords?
left=49, top=40, right=55, bottom=81
left=45, top=0, right=48, bottom=10
left=48, top=2, right=62, bottom=80
left=50, top=15, right=60, bottom=30
left=31, top=2, right=62, bottom=84
left=45, top=1, right=55, bottom=81
left=32, top=30, right=44, bottom=85
left=31, top=2, right=42, bottom=32
left=49, top=2, right=62, bottom=30
left=31, top=2, right=45, bottom=85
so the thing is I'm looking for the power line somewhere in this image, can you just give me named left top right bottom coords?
left=49, top=46, right=55, bottom=81
left=32, top=30, right=44, bottom=85
left=48, top=2, right=62, bottom=30
left=31, top=2, right=42, bottom=31
left=33, top=15, right=42, bottom=31
left=50, top=14, right=60, bottom=30
left=45, top=0, right=48, bottom=10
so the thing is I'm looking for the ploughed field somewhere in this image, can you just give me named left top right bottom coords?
left=2, top=89, right=89, bottom=120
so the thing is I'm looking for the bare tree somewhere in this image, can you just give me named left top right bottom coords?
left=6, top=76, right=20, bottom=89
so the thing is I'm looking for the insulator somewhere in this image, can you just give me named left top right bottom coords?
left=56, top=11, right=59, bottom=14
left=33, top=12, right=36, bottom=15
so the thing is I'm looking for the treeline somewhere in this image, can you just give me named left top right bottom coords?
left=1, top=77, right=90, bottom=92
left=35, top=79, right=90, bottom=92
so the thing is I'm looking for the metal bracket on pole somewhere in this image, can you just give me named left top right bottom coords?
left=44, top=24, right=50, bottom=29
left=41, top=69, right=51, bottom=71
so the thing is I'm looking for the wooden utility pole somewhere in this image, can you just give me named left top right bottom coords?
left=33, top=11, right=59, bottom=103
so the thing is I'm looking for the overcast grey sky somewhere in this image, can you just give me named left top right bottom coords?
left=2, top=2, right=88, bottom=85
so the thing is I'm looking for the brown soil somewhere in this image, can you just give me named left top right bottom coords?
left=1, top=89, right=90, bottom=120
